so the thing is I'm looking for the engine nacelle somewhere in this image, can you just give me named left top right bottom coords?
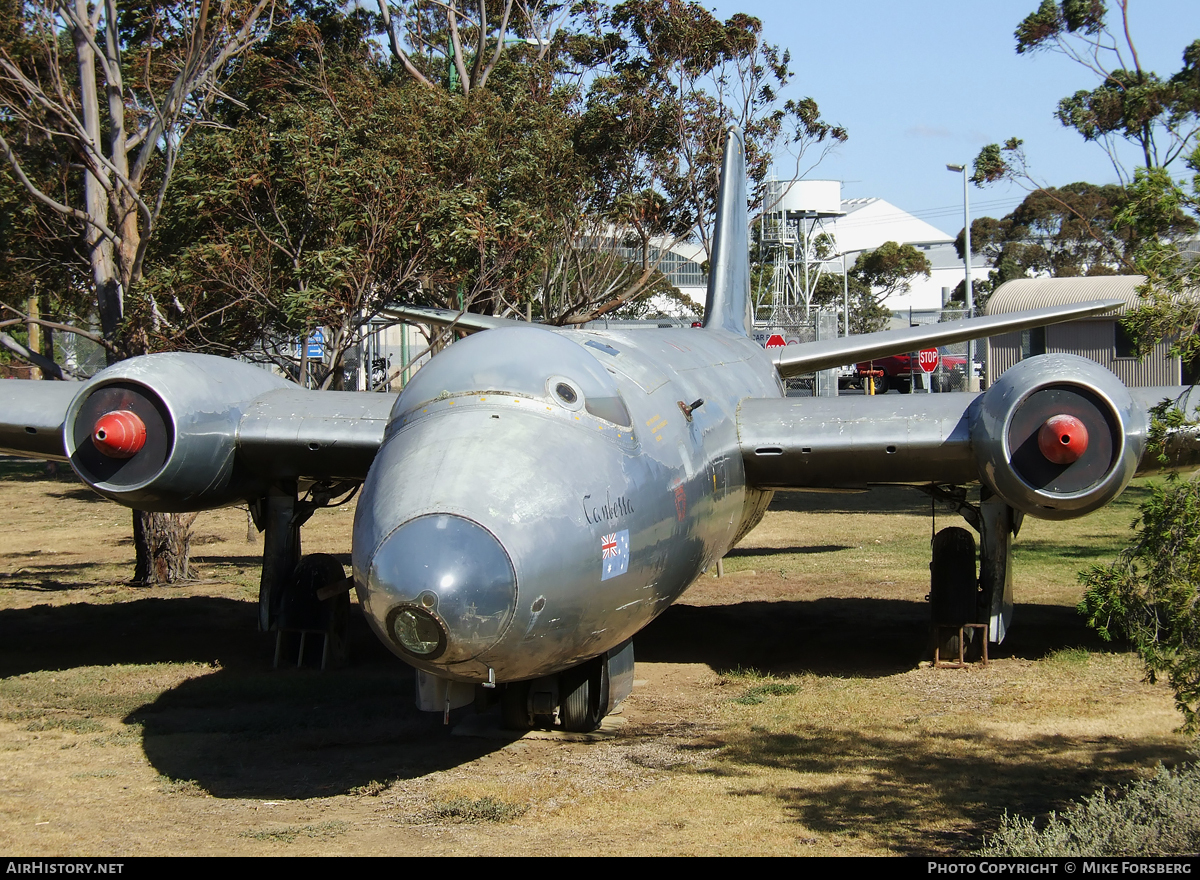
left=970, top=354, right=1147, bottom=520
left=63, top=353, right=292, bottom=512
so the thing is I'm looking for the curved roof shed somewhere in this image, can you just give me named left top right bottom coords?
left=984, top=276, right=1146, bottom=316
left=980, top=275, right=1184, bottom=387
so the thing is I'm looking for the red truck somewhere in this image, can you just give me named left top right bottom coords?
left=856, top=348, right=969, bottom=393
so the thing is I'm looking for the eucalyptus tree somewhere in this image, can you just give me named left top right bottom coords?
left=372, top=0, right=847, bottom=324
left=0, top=0, right=277, bottom=584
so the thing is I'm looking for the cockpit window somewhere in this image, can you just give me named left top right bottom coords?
left=584, top=396, right=631, bottom=427
left=392, top=326, right=632, bottom=428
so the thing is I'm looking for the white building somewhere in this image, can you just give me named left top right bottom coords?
left=762, top=182, right=987, bottom=320
left=833, top=197, right=984, bottom=315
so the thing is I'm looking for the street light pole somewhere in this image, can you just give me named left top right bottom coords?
left=946, top=163, right=979, bottom=391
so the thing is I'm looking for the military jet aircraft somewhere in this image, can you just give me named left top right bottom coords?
left=3, top=129, right=1195, bottom=732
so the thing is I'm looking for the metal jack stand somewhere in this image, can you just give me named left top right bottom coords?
left=933, top=623, right=989, bottom=668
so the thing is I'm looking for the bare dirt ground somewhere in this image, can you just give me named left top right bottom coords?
left=0, top=460, right=1194, bottom=856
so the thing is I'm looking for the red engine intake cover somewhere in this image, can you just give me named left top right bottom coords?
left=92, top=410, right=147, bottom=459
left=1037, top=414, right=1089, bottom=465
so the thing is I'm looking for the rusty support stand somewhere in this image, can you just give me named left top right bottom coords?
left=933, top=623, right=989, bottom=668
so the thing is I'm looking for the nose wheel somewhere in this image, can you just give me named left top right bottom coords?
left=559, top=657, right=609, bottom=732
left=499, top=647, right=624, bottom=733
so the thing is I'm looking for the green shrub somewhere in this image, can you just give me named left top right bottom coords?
left=979, top=765, right=1200, bottom=856
left=1079, top=476, right=1200, bottom=732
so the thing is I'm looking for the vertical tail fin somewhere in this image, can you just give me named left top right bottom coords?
left=703, top=127, right=751, bottom=335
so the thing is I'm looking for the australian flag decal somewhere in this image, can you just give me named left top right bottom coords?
left=601, top=529, right=630, bottom=581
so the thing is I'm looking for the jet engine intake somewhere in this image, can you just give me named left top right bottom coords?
left=970, top=354, right=1146, bottom=520
left=64, top=354, right=292, bottom=511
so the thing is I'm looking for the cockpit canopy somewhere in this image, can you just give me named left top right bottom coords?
left=391, top=326, right=631, bottom=427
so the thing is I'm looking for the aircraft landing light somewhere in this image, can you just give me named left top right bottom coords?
left=91, top=410, right=147, bottom=459
left=1038, top=414, right=1089, bottom=465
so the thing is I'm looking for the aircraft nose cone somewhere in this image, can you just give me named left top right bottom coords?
left=366, top=514, right=517, bottom=664
left=1037, top=413, right=1089, bottom=465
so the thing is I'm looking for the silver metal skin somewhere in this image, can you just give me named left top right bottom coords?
left=0, top=379, right=77, bottom=461
left=1, top=353, right=394, bottom=511
left=60, top=354, right=294, bottom=511
left=351, top=323, right=781, bottom=683
left=740, top=355, right=1168, bottom=520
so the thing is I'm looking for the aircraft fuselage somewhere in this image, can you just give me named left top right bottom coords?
left=351, top=323, right=782, bottom=684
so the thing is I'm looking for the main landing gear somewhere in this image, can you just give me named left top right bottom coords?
left=251, top=479, right=358, bottom=669
left=921, top=487, right=1021, bottom=662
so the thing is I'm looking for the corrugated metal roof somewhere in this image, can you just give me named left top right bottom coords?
left=984, top=276, right=1146, bottom=316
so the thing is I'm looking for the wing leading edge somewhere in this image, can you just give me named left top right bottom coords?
left=1, top=355, right=395, bottom=493
left=381, top=306, right=528, bottom=334
left=771, top=299, right=1123, bottom=378
left=739, top=362, right=1200, bottom=497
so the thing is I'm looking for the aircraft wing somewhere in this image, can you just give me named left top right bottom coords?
left=0, top=378, right=80, bottom=461
left=381, top=306, right=526, bottom=334
left=0, top=355, right=395, bottom=510
left=738, top=392, right=980, bottom=490
left=233, top=387, right=392, bottom=481
left=739, top=353, right=1200, bottom=519
left=772, top=299, right=1122, bottom=377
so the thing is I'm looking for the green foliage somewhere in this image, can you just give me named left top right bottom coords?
left=240, top=820, right=350, bottom=842
left=426, top=796, right=528, bottom=824
left=573, top=0, right=844, bottom=259
left=955, top=178, right=1197, bottom=306
left=1010, top=4, right=1198, bottom=172
left=853, top=241, right=932, bottom=295
left=143, top=14, right=586, bottom=376
left=980, top=764, right=1200, bottom=856
left=971, top=137, right=1026, bottom=186
left=808, top=241, right=929, bottom=334
left=732, top=682, right=801, bottom=705
left=1116, top=146, right=1200, bottom=361
left=1079, top=476, right=1200, bottom=732
left=1015, top=0, right=1107, bottom=55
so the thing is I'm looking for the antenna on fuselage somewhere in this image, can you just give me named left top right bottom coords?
left=702, top=127, right=751, bottom=336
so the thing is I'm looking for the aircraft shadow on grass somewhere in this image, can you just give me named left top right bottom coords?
left=724, top=544, right=853, bottom=557
left=0, top=587, right=1147, bottom=800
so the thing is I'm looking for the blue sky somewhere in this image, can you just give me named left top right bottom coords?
left=706, top=0, right=1197, bottom=238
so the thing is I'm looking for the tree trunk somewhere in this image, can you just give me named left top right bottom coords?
left=132, top=510, right=197, bottom=585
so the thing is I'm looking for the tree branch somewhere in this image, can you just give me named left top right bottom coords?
left=375, top=0, right=436, bottom=89
left=0, top=331, right=70, bottom=379
left=0, top=132, right=122, bottom=244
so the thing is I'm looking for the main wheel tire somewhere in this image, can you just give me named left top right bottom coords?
left=871, top=374, right=887, bottom=394
left=288, top=554, right=349, bottom=667
left=930, top=527, right=979, bottom=661
left=896, top=377, right=912, bottom=394
left=559, top=658, right=607, bottom=732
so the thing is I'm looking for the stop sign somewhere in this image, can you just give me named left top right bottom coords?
left=765, top=334, right=786, bottom=348
left=918, top=348, right=939, bottom=373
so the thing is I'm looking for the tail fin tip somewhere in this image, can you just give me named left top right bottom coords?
left=703, top=126, right=750, bottom=335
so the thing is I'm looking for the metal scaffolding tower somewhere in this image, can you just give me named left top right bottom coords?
left=757, top=179, right=845, bottom=329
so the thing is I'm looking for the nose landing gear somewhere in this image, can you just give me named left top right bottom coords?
left=499, top=639, right=634, bottom=733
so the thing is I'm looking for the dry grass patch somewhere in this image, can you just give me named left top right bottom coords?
left=0, top=463, right=1194, bottom=856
